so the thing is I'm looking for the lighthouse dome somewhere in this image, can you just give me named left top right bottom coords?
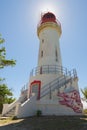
left=41, top=12, right=57, bottom=24
left=37, top=12, right=62, bottom=37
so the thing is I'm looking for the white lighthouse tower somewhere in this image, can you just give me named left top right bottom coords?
left=37, top=12, right=62, bottom=68
left=29, top=12, right=64, bottom=98
left=2, top=12, right=83, bottom=118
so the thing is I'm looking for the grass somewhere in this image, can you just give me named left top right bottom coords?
left=0, top=116, right=22, bottom=126
left=0, top=115, right=87, bottom=130
left=0, top=117, right=13, bottom=125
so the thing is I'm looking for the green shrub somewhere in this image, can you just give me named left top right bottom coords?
left=83, top=109, right=87, bottom=114
left=12, top=116, right=17, bottom=120
left=36, top=110, right=42, bottom=117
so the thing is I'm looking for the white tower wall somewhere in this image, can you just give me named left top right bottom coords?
left=38, top=27, right=62, bottom=67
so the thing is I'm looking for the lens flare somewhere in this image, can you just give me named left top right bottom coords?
left=39, top=2, right=58, bottom=16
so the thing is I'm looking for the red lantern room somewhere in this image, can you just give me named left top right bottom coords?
left=37, top=12, right=62, bottom=37
left=41, top=12, right=57, bottom=24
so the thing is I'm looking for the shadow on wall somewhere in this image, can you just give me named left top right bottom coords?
left=0, top=116, right=87, bottom=130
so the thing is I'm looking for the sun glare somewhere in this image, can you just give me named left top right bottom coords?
left=38, top=2, right=58, bottom=15
left=31, top=1, right=61, bottom=25
left=39, top=3, right=58, bottom=16
left=42, top=4, right=55, bottom=13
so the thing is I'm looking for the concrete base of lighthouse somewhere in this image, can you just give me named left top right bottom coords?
left=2, top=68, right=83, bottom=118
left=17, top=99, right=82, bottom=118
left=16, top=71, right=83, bottom=118
left=2, top=78, right=83, bottom=118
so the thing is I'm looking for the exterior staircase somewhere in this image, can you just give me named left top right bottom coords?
left=2, top=85, right=28, bottom=117
left=40, top=69, right=77, bottom=99
left=3, top=106, right=16, bottom=117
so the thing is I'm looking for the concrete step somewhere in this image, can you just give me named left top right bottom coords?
left=3, top=107, right=16, bottom=117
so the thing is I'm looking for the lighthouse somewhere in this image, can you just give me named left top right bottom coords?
left=29, top=12, right=65, bottom=98
left=2, top=12, right=83, bottom=118
left=37, top=12, right=62, bottom=68
left=27, top=12, right=83, bottom=116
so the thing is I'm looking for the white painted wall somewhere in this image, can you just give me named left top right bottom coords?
left=17, top=96, right=37, bottom=118
left=29, top=73, right=63, bottom=93
left=37, top=101, right=81, bottom=116
left=38, top=27, right=62, bottom=67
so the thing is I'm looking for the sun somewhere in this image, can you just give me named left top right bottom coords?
left=33, top=1, right=60, bottom=25
left=38, top=2, right=58, bottom=16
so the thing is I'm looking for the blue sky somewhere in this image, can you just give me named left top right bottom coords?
left=0, top=0, right=87, bottom=98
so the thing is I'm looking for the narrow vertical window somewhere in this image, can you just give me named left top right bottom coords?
left=55, top=49, right=58, bottom=61
left=42, top=39, right=44, bottom=43
left=41, top=51, right=43, bottom=57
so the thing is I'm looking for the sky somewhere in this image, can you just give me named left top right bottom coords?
left=0, top=0, right=87, bottom=99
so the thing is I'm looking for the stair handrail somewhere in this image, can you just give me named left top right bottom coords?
left=2, top=99, right=19, bottom=116
left=40, top=75, right=64, bottom=93
left=41, top=68, right=77, bottom=93
left=40, top=76, right=71, bottom=98
left=40, top=69, right=77, bottom=99
left=2, top=93, right=28, bottom=116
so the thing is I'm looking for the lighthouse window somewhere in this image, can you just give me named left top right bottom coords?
left=42, top=39, right=44, bottom=43
left=41, top=51, right=43, bottom=57
left=50, top=14, right=54, bottom=18
left=55, top=49, right=58, bottom=62
left=47, top=14, right=50, bottom=18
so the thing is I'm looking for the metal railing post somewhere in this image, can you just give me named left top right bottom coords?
left=40, top=66, right=42, bottom=74
left=68, top=71, right=71, bottom=77
left=48, top=65, right=49, bottom=73
left=61, top=66, right=63, bottom=74
left=65, top=68, right=67, bottom=76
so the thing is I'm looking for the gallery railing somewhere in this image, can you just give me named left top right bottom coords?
left=30, top=65, right=77, bottom=77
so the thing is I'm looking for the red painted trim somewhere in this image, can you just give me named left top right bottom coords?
left=41, top=19, right=57, bottom=24
left=41, top=12, right=57, bottom=24
left=29, top=80, right=41, bottom=100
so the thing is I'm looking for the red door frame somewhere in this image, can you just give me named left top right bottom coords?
left=29, top=80, right=41, bottom=100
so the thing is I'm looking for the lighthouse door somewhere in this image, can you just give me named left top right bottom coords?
left=29, top=80, right=41, bottom=100
left=32, top=84, right=38, bottom=97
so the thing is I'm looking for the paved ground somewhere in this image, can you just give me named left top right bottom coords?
left=0, top=116, right=87, bottom=130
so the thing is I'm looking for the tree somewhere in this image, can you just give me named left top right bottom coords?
left=0, top=34, right=16, bottom=113
left=81, top=87, right=87, bottom=99
left=0, top=35, right=16, bottom=69
left=0, top=83, right=16, bottom=113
